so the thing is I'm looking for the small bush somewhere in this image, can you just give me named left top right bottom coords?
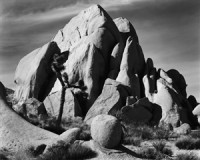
left=154, top=127, right=171, bottom=140
left=176, top=153, right=199, bottom=160
left=121, top=122, right=173, bottom=144
left=175, top=137, right=200, bottom=150
left=152, top=141, right=173, bottom=157
left=152, top=141, right=166, bottom=152
left=122, top=136, right=142, bottom=146
left=39, top=141, right=97, bottom=160
left=138, top=148, right=157, bottom=159
left=138, top=146, right=173, bottom=160
left=122, top=122, right=155, bottom=141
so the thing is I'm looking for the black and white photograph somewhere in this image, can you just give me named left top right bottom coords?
left=0, top=0, right=200, bottom=159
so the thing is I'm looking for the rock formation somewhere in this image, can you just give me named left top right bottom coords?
left=10, top=4, right=199, bottom=139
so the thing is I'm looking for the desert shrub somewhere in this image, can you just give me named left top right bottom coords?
left=138, top=148, right=157, bottom=159
left=176, top=153, right=199, bottom=160
left=154, top=127, right=172, bottom=140
left=175, top=137, right=200, bottom=150
left=152, top=141, right=166, bottom=152
left=122, top=136, right=142, bottom=146
left=121, top=122, right=174, bottom=147
left=138, top=145, right=173, bottom=160
left=122, top=122, right=155, bottom=140
left=39, top=141, right=97, bottom=160
left=152, top=141, right=173, bottom=157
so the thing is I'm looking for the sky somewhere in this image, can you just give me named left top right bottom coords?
left=0, top=0, right=199, bottom=101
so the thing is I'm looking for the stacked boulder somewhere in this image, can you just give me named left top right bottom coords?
left=12, top=4, right=198, bottom=131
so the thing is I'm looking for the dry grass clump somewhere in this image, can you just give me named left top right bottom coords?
left=175, top=153, right=199, bottom=160
left=39, top=141, right=97, bottom=160
left=138, top=141, right=173, bottom=160
left=122, top=136, right=142, bottom=146
left=121, top=122, right=173, bottom=146
left=175, top=136, right=200, bottom=150
left=12, top=141, right=97, bottom=160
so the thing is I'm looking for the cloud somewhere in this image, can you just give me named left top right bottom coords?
left=0, top=0, right=199, bottom=101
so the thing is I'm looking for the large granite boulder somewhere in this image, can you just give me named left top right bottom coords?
left=153, top=78, right=184, bottom=128
left=53, top=5, right=120, bottom=53
left=51, top=5, right=122, bottom=109
left=0, top=82, right=58, bottom=152
left=84, top=78, right=130, bottom=125
left=91, top=115, right=122, bottom=149
left=114, top=17, right=145, bottom=75
left=44, top=88, right=82, bottom=121
left=114, top=17, right=139, bottom=46
left=116, top=37, right=141, bottom=98
left=14, top=42, right=59, bottom=103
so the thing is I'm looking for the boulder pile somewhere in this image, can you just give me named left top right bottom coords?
left=13, top=4, right=199, bottom=129
left=1, top=4, right=199, bottom=152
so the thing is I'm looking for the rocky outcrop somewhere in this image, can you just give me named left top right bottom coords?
left=14, top=42, right=60, bottom=103
left=12, top=4, right=199, bottom=135
left=84, top=79, right=130, bottom=124
left=0, top=81, right=58, bottom=152
left=51, top=5, right=122, bottom=110
left=44, top=88, right=82, bottom=121
left=91, top=115, right=122, bottom=149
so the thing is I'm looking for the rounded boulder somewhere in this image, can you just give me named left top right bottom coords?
left=91, top=115, right=122, bottom=149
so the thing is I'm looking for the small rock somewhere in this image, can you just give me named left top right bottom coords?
left=44, top=128, right=81, bottom=153
left=174, top=123, right=191, bottom=135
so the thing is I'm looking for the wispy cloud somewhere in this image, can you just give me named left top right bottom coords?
left=0, top=0, right=199, bottom=101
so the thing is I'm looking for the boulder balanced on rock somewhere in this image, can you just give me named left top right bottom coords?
left=91, top=115, right=122, bottom=149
